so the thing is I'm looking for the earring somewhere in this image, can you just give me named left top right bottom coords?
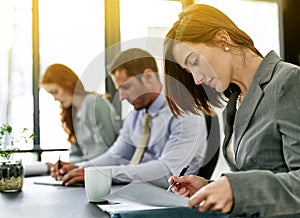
left=224, top=46, right=230, bottom=52
left=194, top=78, right=202, bottom=84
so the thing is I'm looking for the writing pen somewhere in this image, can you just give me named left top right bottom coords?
left=57, top=155, right=62, bottom=181
left=167, top=165, right=189, bottom=192
left=58, top=155, right=62, bottom=170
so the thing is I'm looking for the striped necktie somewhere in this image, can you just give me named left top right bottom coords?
left=130, top=112, right=151, bottom=164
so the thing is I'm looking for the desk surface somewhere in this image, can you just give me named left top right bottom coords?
left=1, top=176, right=229, bottom=218
left=0, top=176, right=110, bottom=218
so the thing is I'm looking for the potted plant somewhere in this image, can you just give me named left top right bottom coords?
left=0, top=124, right=34, bottom=192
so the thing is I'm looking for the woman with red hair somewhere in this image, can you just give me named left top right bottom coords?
left=41, top=63, right=121, bottom=164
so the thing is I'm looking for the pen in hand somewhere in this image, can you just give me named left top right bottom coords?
left=167, top=165, right=189, bottom=192
left=57, top=155, right=62, bottom=181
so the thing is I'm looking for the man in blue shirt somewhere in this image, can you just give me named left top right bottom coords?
left=51, top=48, right=209, bottom=188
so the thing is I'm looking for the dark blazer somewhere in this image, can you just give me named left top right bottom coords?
left=224, top=51, right=300, bottom=218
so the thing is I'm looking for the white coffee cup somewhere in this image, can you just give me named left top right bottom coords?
left=84, top=166, right=112, bottom=202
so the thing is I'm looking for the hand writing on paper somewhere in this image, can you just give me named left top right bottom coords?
left=168, top=175, right=208, bottom=197
left=61, top=167, right=84, bottom=186
left=189, top=176, right=233, bottom=213
left=168, top=175, right=234, bottom=213
left=50, top=161, right=77, bottom=181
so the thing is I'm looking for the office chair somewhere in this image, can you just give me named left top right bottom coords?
left=197, top=114, right=220, bottom=180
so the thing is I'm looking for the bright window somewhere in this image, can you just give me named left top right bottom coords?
left=0, top=1, right=33, bottom=148
left=39, top=0, right=105, bottom=162
left=119, top=0, right=182, bottom=118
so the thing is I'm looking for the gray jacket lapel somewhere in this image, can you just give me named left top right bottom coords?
left=233, top=51, right=281, bottom=156
left=234, top=82, right=263, bottom=153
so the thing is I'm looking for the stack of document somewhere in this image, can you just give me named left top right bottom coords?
left=97, top=182, right=189, bottom=215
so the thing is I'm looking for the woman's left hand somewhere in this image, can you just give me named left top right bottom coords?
left=189, top=176, right=234, bottom=213
left=61, top=167, right=84, bottom=186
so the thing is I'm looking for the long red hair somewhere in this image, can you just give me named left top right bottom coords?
left=41, top=64, right=86, bottom=143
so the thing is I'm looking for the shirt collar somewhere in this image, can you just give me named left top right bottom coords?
left=144, top=92, right=166, bottom=117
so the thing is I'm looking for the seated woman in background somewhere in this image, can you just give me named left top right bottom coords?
left=163, top=4, right=300, bottom=218
left=41, top=63, right=121, bottom=167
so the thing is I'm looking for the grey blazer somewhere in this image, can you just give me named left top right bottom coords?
left=224, top=51, right=300, bottom=218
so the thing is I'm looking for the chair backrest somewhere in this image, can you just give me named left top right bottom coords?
left=197, top=114, right=220, bottom=180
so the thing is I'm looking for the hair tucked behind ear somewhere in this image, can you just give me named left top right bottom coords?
left=164, top=4, right=262, bottom=117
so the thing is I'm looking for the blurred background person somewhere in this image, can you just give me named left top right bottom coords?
left=50, top=48, right=210, bottom=188
left=41, top=63, right=121, bottom=170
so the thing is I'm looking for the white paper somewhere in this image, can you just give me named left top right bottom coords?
left=98, top=202, right=165, bottom=214
left=33, top=175, right=63, bottom=186
left=97, top=182, right=189, bottom=214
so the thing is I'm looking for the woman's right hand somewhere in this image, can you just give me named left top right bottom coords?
left=50, top=161, right=77, bottom=180
left=168, top=175, right=208, bottom=197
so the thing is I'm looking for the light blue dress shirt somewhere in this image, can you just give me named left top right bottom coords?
left=79, top=93, right=208, bottom=188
